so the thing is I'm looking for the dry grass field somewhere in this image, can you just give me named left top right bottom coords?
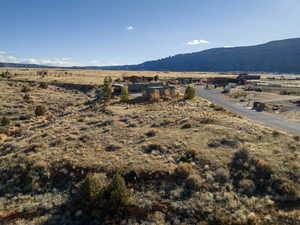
left=0, top=68, right=300, bottom=225
left=0, top=67, right=236, bottom=85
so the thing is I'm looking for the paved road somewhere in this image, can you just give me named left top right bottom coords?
left=196, top=87, right=300, bottom=135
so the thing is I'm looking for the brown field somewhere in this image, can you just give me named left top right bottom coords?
left=0, top=67, right=237, bottom=85
left=0, top=68, right=300, bottom=225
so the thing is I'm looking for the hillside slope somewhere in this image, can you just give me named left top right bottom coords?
left=101, top=38, right=300, bottom=73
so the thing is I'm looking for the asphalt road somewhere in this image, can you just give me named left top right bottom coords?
left=196, top=87, right=300, bottom=135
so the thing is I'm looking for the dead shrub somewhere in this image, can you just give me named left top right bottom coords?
left=210, top=104, right=225, bottom=111
left=208, top=138, right=239, bottom=148
left=272, top=130, right=280, bottom=137
left=186, top=174, right=203, bottom=191
left=35, top=105, right=47, bottom=116
left=21, top=85, right=31, bottom=93
left=175, top=163, right=193, bottom=178
left=23, top=94, right=32, bottom=102
left=228, top=90, right=248, bottom=99
left=106, top=144, right=122, bottom=151
left=149, top=89, right=161, bottom=102
left=198, top=112, right=217, bottom=124
left=293, top=136, right=300, bottom=142
left=143, top=143, right=164, bottom=153
left=1, top=117, right=10, bottom=126
left=181, top=122, right=192, bottom=129
left=145, top=129, right=157, bottom=137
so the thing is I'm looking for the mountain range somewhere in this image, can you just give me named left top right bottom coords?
left=1, top=38, right=300, bottom=73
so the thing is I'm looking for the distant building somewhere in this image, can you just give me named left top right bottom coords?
left=122, top=76, right=156, bottom=83
left=237, top=74, right=261, bottom=84
left=176, top=77, right=202, bottom=84
left=113, top=82, right=165, bottom=94
left=37, top=70, right=48, bottom=76
left=143, top=85, right=176, bottom=99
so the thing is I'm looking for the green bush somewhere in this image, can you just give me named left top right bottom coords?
left=108, top=174, right=131, bottom=211
left=120, top=86, right=129, bottom=102
left=238, top=179, right=256, bottom=195
left=35, top=105, right=47, bottom=116
left=184, top=86, right=195, bottom=100
left=1, top=117, right=10, bottom=126
left=80, top=173, right=108, bottom=208
left=39, top=82, right=48, bottom=89
left=103, top=77, right=112, bottom=103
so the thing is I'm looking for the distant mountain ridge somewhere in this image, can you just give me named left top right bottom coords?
left=100, top=38, right=300, bottom=73
left=1, top=38, right=300, bottom=73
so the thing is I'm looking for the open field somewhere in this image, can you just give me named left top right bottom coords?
left=0, top=67, right=239, bottom=85
left=0, top=69, right=300, bottom=225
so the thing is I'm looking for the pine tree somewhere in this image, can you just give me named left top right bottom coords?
left=103, top=77, right=112, bottom=103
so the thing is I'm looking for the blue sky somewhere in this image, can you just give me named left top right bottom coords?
left=0, top=0, right=300, bottom=66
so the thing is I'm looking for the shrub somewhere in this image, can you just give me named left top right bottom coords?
left=1, top=117, right=10, bottom=126
left=145, top=129, right=156, bottom=137
left=108, top=174, right=130, bottom=211
left=238, top=179, right=256, bottom=195
left=23, top=94, right=32, bottom=102
left=208, top=138, right=239, bottom=148
left=198, top=112, right=216, bottom=124
left=229, top=148, right=298, bottom=198
left=39, top=82, right=48, bottom=89
left=181, top=122, right=192, bottom=129
left=35, top=105, right=47, bottom=116
left=120, top=86, right=129, bottom=102
left=293, top=136, right=300, bottom=142
left=103, top=77, right=112, bottom=103
left=175, top=163, right=193, bottom=178
left=105, top=144, right=122, bottom=151
left=80, top=173, right=108, bottom=208
left=186, top=174, right=203, bottom=191
left=215, top=168, right=229, bottom=184
left=273, top=178, right=299, bottom=198
left=143, top=143, right=164, bottom=153
left=21, top=85, right=31, bottom=92
left=149, top=89, right=161, bottom=102
left=210, top=104, right=225, bottom=111
left=184, top=86, right=195, bottom=100
left=272, top=130, right=280, bottom=137
left=163, top=88, right=171, bottom=98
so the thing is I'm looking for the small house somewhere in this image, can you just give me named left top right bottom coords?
left=143, top=85, right=176, bottom=100
left=176, top=77, right=202, bottom=84
left=113, top=82, right=165, bottom=94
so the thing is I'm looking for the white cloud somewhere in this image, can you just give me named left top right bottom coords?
left=224, top=45, right=235, bottom=48
left=127, top=26, right=134, bottom=30
left=0, top=55, right=80, bottom=66
left=187, top=40, right=209, bottom=45
left=0, top=50, right=7, bottom=55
